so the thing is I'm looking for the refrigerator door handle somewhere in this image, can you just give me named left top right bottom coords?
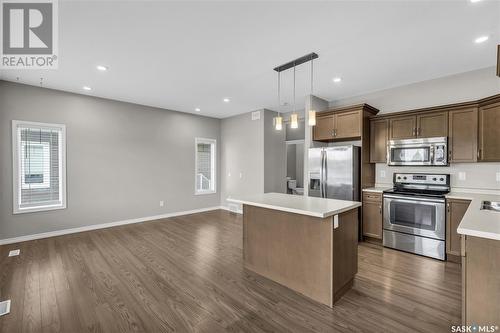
left=322, top=149, right=327, bottom=198
left=319, top=150, right=324, bottom=197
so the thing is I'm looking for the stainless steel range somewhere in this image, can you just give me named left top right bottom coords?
left=383, top=173, right=450, bottom=260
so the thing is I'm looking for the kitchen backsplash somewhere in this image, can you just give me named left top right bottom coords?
left=376, top=163, right=500, bottom=190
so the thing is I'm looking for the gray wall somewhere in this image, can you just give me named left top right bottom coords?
left=0, top=81, right=221, bottom=240
left=330, top=67, right=500, bottom=190
left=220, top=110, right=264, bottom=209
left=264, top=110, right=286, bottom=193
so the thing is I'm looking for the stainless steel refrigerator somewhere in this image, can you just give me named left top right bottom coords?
left=308, top=146, right=360, bottom=201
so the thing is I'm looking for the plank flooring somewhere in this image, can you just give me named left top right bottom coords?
left=0, top=210, right=461, bottom=332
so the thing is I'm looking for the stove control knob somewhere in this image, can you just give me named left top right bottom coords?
left=403, top=176, right=407, bottom=180
left=397, top=176, right=401, bottom=180
left=440, top=178, right=444, bottom=181
left=433, top=177, right=437, bottom=181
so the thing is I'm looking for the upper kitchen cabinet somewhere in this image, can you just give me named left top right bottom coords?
left=449, top=107, right=478, bottom=163
left=389, top=115, right=417, bottom=139
left=478, top=98, right=500, bottom=162
left=313, top=115, right=335, bottom=141
left=417, top=111, right=448, bottom=138
left=313, top=104, right=378, bottom=142
left=388, top=111, right=448, bottom=140
left=370, top=119, right=388, bottom=163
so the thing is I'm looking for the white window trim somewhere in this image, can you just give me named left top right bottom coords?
left=12, top=120, right=67, bottom=214
left=194, top=137, right=216, bottom=195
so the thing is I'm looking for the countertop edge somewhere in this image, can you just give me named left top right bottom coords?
left=227, top=198, right=362, bottom=218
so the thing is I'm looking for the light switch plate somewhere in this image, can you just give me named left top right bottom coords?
left=8, top=249, right=20, bottom=257
left=380, top=170, right=386, bottom=178
left=239, top=172, right=243, bottom=179
left=458, top=172, right=466, bottom=181
left=496, top=172, right=500, bottom=182
left=159, top=201, right=165, bottom=207
left=251, top=111, right=261, bottom=120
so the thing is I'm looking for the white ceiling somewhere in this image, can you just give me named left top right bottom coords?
left=1, top=0, right=499, bottom=118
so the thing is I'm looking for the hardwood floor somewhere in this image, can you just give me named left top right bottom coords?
left=0, top=210, right=461, bottom=332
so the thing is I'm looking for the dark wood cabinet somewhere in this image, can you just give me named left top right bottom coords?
left=334, top=110, right=362, bottom=139
left=449, top=108, right=478, bottom=163
left=362, top=192, right=382, bottom=240
left=369, top=119, right=388, bottom=163
left=313, top=115, right=334, bottom=141
left=478, top=101, right=500, bottom=162
left=389, top=115, right=416, bottom=139
left=446, top=199, right=470, bottom=260
left=417, top=112, right=448, bottom=137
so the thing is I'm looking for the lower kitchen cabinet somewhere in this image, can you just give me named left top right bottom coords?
left=446, top=198, right=471, bottom=261
left=462, top=236, right=500, bottom=325
left=362, top=192, right=382, bottom=240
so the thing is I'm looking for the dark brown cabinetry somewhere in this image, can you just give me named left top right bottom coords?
left=388, top=112, right=448, bottom=140
left=362, top=192, right=382, bottom=240
left=370, top=119, right=388, bottom=163
left=478, top=100, right=500, bottom=162
left=446, top=199, right=470, bottom=261
left=313, top=110, right=362, bottom=141
left=449, top=108, right=478, bottom=163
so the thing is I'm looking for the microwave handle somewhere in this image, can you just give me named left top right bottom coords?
left=430, top=145, right=435, bottom=163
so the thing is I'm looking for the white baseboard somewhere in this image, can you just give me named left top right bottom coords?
left=220, top=205, right=243, bottom=214
left=0, top=206, right=225, bottom=245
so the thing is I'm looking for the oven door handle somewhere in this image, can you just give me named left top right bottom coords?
left=383, top=194, right=445, bottom=204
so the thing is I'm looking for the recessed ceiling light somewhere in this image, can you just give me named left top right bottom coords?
left=474, top=35, right=489, bottom=44
left=96, top=65, right=108, bottom=71
left=470, top=0, right=482, bottom=3
left=83, top=86, right=92, bottom=91
left=195, top=108, right=201, bottom=112
left=332, top=77, right=342, bottom=83
left=223, top=98, right=230, bottom=103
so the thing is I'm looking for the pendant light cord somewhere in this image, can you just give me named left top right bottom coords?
left=310, top=58, right=313, bottom=95
left=293, top=63, right=296, bottom=113
left=277, top=71, right=281, bottom=116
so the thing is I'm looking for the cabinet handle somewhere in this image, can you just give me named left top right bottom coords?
left=412, top=128, right=416, bottom=136
left=448, top=150, right=452, bottom=160
left=417, top=128, right=421, bottom=136
left=447, top=203, right=450, bottom=213
left=379, top=206, right=382, bottom=214
left=477, top=149, right=481, bottom=160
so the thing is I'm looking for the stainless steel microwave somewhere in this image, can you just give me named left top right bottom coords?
left=387, top=137, right=448, bottom=166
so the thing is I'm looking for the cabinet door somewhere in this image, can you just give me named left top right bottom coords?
left=370, top=119, right=388, bottom=163
left=389, top=116, right=416, bottom=139
left=417, top=111, right=448, bottom=138
left=478, top=101, right=500, bottom=161
left=446, top=199, right=470, bottom=257
left=449, top=108, right=478, bottom=163
left=362, top=193, right=382, bottom=239
left=313, top=115, right=334, bottom=141
left=334, top=110, right=362, bottom=139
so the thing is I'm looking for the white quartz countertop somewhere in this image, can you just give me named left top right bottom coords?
left=447, top=191, right=500, bottom=241
left=227, top=193, right=361, bottom=218
left=362, top=187, right=390, bottom=193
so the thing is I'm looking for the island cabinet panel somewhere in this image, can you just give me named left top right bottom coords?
left=389, top=115, right=417, bottom=139
left=334, top=110, right=362, bottom=139
left=416, top=111, right=448, bottom=138
left=313, top=115, right=334, bottom=141
left=448, top=108, right=478, bottom=163
left=463, top=236, right=500, bottom=325
left=242, top=204, right=358, bottom=307
left=362, top=192, right=382, bottom=240
left=370, top=119, right=388, bottom=163
left=478, top=101, right=500, bottom=161
left=446, top=199, right=470, bottom=261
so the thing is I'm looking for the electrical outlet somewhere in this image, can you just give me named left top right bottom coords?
left=380, top=170, right=386, bottom=178
left=8, top=249, right=20, bottom=257
left=159, top=201, right=165, bottom=207
left=0, top=300, right=11, bottom=316
left=239, top=172, right=243, bottom=179
left=228, top=172, right=231, bottom=177
left=496, top=172, right=500, bottom=182
left=458, top=172, right=466, bottom=181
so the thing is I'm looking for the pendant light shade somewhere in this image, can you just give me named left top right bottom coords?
left=290, top=113, right=299, bottom=129
left=308, top=58, right=316, bottom=127
left=274, top=116, right=283, bottom=131
left=308, top=110, right=316, bottom=126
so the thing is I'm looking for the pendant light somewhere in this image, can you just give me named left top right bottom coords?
left=274, top=71, right=283, bottom=131
left=308, top=58, right=317, bottom=126
left=290, top=64, right=299, bottom=129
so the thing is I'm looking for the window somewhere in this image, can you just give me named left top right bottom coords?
left=12, top=120, right=66, bottom=213
left=195, top=138, right=216, bottom=195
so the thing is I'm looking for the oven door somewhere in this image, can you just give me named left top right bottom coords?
left=383, top=194, right=445, bottom=240
left=388, top=144, right=433, bottom=166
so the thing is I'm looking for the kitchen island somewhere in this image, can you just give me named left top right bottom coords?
left=228, top=193, right=361, bottom=307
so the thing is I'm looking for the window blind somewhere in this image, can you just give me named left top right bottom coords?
left=13, top=121, right=66, bottom=213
